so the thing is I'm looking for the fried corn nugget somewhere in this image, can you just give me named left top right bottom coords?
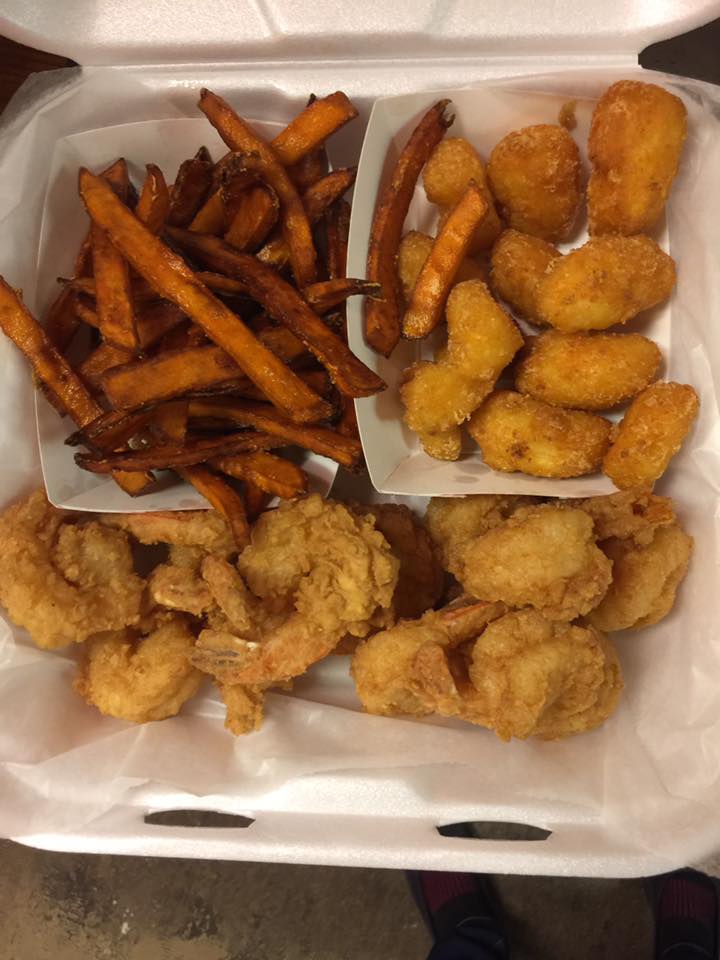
left=74, top=613, right=202, bottom=723
left=588, top=80, right=687, bottom=236
left=401, top=281, right=523, bottom=460
left=515, top=330, right=661, bottom=410
left=468, top=390, right=611, bottom=478
left=489, top=229, right=560, bottom=323
left=575, top=488, right=676, bottom=547
left=455, top=505, right=612, bottom=621
left=398, top=231, right=486, bottom=302
left=536, top=235, right=676, bottom=333
left=588, top=521, right=692, bottom=631
left=487, top=124, right=581, bottom=241
left=423, top=138, right=503, bottom=252
left=466, top=610, right=622, bottom=740
left=603, top=382, right=699, bottom=490
left=425, top=494, right=528, bottom=575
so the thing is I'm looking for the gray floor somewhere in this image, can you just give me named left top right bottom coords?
left=3, top=16, right=720, bottom=960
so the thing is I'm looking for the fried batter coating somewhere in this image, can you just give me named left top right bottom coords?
left=487, top=124, right=581, bottom=241
left=467, top=610, right=622, bottom=740
left=468, top=390, right=611, bottom=478
left=398, top=230, right=486, bottom=302
left=217, top=681, right=268, bottom=735
left=191, top=496, right=399, bottom=684
left=74, top=612, right=202, bottom=722
left=603, top=382, right=699, bottom=490
left=536, top=235, right=676, bottom=333
left=422, top=138, right=503, bottom=252
left=425, top=495, right=529, bottom=576
left=102, top=509, right=235, bottom=555
left=588, top=80, right=687, bottom=236
left=575, top=488, right=676, bottom=547
left=351, top=502, right=444, bottom=620
left=455, top=505, right=612, bottom=620
left=489, top=229, right=560, bottom=323
left=401, top=280, right=523, bottom=460
left=515, top=330, right=661, bottom=410
left=0, top=489, right=144, bottom=649
left=588, top=521, right=693, bottom=631
left=149, top=562, right=213, bottom=617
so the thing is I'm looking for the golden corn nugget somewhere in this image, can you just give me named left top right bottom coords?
left=423, top=138, right=503, bottom=252
left=469, top=390, right=612, bottom=478
left=489, top=229, right=560, bottom=323
left=588, top=521, right=692, bottom=632
left=588, top=80, right=687, bottom=236
left=398, top=231, right=486, bottom=302
left=603, top=382, right=699, bottom=490
left=401, top=281, right=523, bottom=460
left=515, top=330, right=661, bottom=410
left=536, top=235, right=675, bottom=332
left=487, top=124, right=581, bottom=241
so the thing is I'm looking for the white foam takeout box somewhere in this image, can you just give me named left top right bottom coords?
left=0, top=1, right=719, bottom=878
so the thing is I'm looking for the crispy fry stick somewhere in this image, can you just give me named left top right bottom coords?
left=270, top=92, right=358, bottom=166
left=167, top=146, right=214, bottom=227
left=402, top=182, right=488, bottom=339
left=288, top=145, right=329, bottom=190
left=236, top=368, right=333, bottom=403
left=179, top=464, right=250, bottom=547
left=188, top=399, right=362, bottom=468
left=62, top=275, right=160, bottom=305
left=164, top=229, right=385, bottom=398
left=194, top=271, right=248, bottom=296
left=366, top=99, right=453, bottom=356
left=91, top=159, right=138, bottom=350
left=44, top=285, right=80, bottom=352
left=324, top=199, right=351, bottom=281
left=102, top=344, right=246, bottom=407
left=66, top=405, right=156, bottom=450
left=135, top=163, right=170, bottom=234
left=257, top=326, right=309, bottom=363
left=78, top=342, right=135, bottom=392
left=243, top=480, right=272, bottom=520
left=189, top=189, right=225, bottom=233
left=135, top=301, right=187, bottom=349
left=151, top=399, right=188, bottom=442
left=0, top=279, right=151, bottom=494
left=224, top=185, right=279, bottom=252
left=79, top=169, right=331, bottom=423
left=211, top=450, right=308, bottom=499
left=76, top=430, right=283, bottom=472
left=303, top=278, right=382, bottom=313
left=199, top=89, right=317, bottom=287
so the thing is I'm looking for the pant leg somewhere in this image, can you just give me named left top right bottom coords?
left=426, top=917, right=509, bottom=960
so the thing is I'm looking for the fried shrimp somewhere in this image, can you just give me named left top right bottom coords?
left=74, top=612, right=203, bottom=722
left=0, top=489, right=144, bottom=649
left=102, top=508, right=235, bottom=555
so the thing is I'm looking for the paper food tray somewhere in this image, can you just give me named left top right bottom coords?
left=0, top=27, right=719, bottom=876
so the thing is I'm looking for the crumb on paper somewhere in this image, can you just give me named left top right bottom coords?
left=559, top=100, right=577, bottom=130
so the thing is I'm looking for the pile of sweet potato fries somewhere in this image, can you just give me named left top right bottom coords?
left=0, top=89, right=384, bottom=546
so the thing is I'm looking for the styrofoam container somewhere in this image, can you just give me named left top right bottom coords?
left=0, top=1, right=719, bottom=879
left=35, top=118, right=338, bottom=512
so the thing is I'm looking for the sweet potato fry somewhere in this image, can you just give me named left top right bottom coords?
left=270, top=92, right=358, bottom=166
left=366, top=99, right=453, bottom=356
left=402, top=181, right=488, bottom=339
left=164, top=229, right=385, bottom=398
left=151, top=400, right=188, bottom=443
left=179, top=464, right=249, bottom=547
left=288, top=145, right=329, bottom=190
left=187, top=399, right=362, bottom=468
left=199, top=89, right=317, bottom=286
left=62, top=275, right=159, bottom=305
left=324, top=199, right=351, bottom=281
left=189, top=189, right=225, bottom=234
left=79, top=169, right=331, bottom=423
left=0, top=279, right=151, bottom=494
left=194, top=271, right=247, bottom=296
left=135, top=301, right=187, bottom=349
left=211, top=450, right=308, bottom=499
left=75, top=430, right=283, bottom=472
left=91, top=158, right=138, bottom=350
left=44, top=285, right=80, bottom=352
left=102, top=344, right=246, bottom=407
left=135, top=163, right=170, bottom=234
left=244, top=480, right=272, bottom=520
left=78, top=342, right=135, bottom=392
left=66, top=405, right=156, bottom=450
left=235, top=368, right=333, bottom=403
left=257, top=326, right=309, bottom=364
left=167, top=146, right=214, bottom=227
left=224, top=185, right=279, bottom=251
left=304, top=278, right=382, bottom=313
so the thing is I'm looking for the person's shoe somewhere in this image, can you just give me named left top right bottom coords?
left=653, top=868, right=718, bottom=959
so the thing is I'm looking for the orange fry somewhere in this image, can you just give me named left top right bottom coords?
left=180, top=464, right=249, bottom=547
left=151, top=400, right=188, bottom=443
left=135, top=163, right=170, bottom=234
left=167, top=146, right=214, bottom=227
left=224, top=185, right=279, bottom=252
left=199, top=88, right=317, bottom=287
left=44, top=285, right=80, bottom=352
left=402, top=181, right=488, bottom=339
left=366, top=99, right=453, bottom=356
left=79, top=169, right=331, bottom=423
left=66, top=405, right=156, bottom=450
left=62, top=275, right=159, bottom=305
left=270, top=91, right=358, bottom=166
left=324, top=199, right=351, bottom=281
left=91, top=158, right=138, bottom=350
left=243, top=480, right=272, bottom=520
left=288, top=144, right=329, bottom=190
left=78, top=342, right=134, bottom=393
left=211, top=450, right=308, bottom=499
left=304, top=278, right=382, bottom=313
left=164, top=229, right=385, bottom=398
left=189, top=188, right=225, bottom=234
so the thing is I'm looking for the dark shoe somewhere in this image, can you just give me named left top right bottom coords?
left=653, top=868, right=718, bottom=960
